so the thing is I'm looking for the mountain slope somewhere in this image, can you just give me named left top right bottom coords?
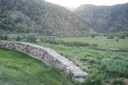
left=0, top=0, right=90, bottom=36
left=74, top=3, right=128, bottom=33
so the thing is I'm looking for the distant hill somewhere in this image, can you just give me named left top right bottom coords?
left=74, top=3, right=128, bottom=33
left=0, top=0, right=90, bottom=37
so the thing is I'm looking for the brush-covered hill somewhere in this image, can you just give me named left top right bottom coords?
left=74, top=3, right=128, bottom=33
left=0, top=0, right=90, bottom=37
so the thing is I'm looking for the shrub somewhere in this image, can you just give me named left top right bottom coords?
left=84, top=74, right=104, bottom=85
left=100, top=60, right=128, bottom=77
left=3, top=34, right=9, bottom=40
left=113, top=79, right=125, bottom=85
left=27, top=33, right=37, bottom=43
left=118, top=35, right=125, bottom=39
left=116, top=38, right=119, bottom=42
left=91, top=44, right=98, bottom=48
left=0, top=34, right=4, bottom=40
left=91, top=34, right=95, bottom=38
left=116, top=32, right=128, bottom=38
left=40, top=38, right=90, bottom=47
left=107, top=35, right=114, bottom=39
left=16, top=35, right=22, bottom=41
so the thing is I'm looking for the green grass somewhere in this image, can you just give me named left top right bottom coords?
left=0, top=48, right=75, bottom=85
left=37, top=42, right=128, bottom=85
left=57, top=36, right=128, bottom=49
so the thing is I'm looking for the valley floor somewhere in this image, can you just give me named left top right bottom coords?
left=37, top=36, right=128, bottom=85
left=58, top=36, right=128, bottom=49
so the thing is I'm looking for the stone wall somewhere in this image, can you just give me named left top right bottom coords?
left=0, top=41, right=88, bottom=83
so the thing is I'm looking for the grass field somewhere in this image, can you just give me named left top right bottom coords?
left=0, top=48, right=75, bottom=85
left=1, top=36, right=128, bottom=85
left=57, top=36, right=128, bottom=49
left=37, top=36, right=128, bottom=85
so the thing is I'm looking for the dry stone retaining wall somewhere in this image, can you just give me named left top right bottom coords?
left=0, top=41, right=88, bottom=83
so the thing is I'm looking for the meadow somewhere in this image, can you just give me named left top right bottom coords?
left=57, top=36, right=128, bottom=49
left=0, top=48, right=75, bottom=85
left=37, top=36, right=128, bottom=85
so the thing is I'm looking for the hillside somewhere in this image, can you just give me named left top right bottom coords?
left=0, top=0, right=90, bottom=37
left=74, top=3, right=128, bottom=33
left=0, top=48, right=75, bottom=85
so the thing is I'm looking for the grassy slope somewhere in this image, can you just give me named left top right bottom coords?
left=37, top=39, right=128, bottom=84
left=57, top=36, right=128, bottom=49
left=0, top=48, right=75, bottom=85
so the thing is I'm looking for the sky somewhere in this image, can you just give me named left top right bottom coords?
left=45, top=0, right=128, bottom=8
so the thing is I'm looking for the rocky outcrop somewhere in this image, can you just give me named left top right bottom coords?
left=0, top=41, right=88, bottom=83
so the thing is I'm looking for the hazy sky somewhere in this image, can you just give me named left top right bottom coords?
left=45, top=0, right=128, bottom=8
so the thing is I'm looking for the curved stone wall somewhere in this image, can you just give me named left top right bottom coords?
left=0, top=41, right=88, bottom=83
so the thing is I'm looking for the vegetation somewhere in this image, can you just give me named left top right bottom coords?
left=0, top=34, right=4, bottom=40
left=16, top=35, right=22, bottom=41
left=0, top=48, right=76, bottom=85
left=36, top=36, right=128, bottom=85
left=1, top=34, right=128, bottom=85
left=40, top=38, right=96, bottom=47
left=0, top=0, right=128, bottom=84
left=3, top=34, right=9, bottom=40
left=107, top=35, right=115, bottom=39
left=118, top=35, right=126, bottom=39
left=91, top=34, right=96, bottom=38
left=74, top=3, right=128, bottom=32
left=27, top=33, right=37, bottom=43
left=113, top=79, right=125, bottom=85
left=0, top=34, right=9, bottom=40
left=57, top=36, right=128, bottom=50
left=0, top=0, right=90, bottom=37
